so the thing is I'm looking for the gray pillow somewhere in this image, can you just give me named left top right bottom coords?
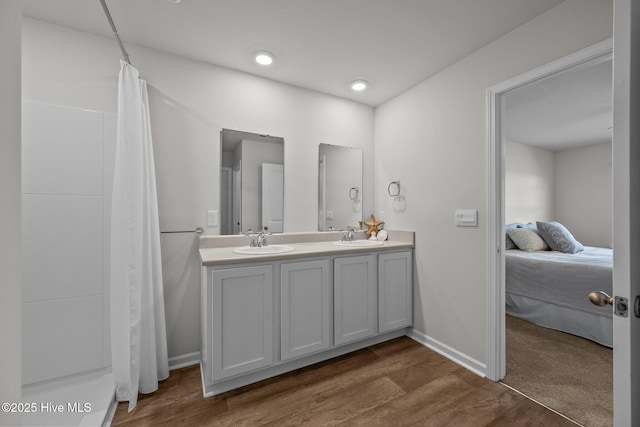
left=536, top=221, right=584, bottom=254
left=517, top=222, right=538, bottom=230
left=505, top=223, right=520, bottom=250
left=506, top=228, right=549, bottom=252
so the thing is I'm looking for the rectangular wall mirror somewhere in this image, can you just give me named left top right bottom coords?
left=220, top=129, right=284, bottom=235
left=318, top=143, right=363, bottom=231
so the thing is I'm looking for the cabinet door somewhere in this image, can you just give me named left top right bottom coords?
left=281, top=259, right=330, bottom=361
left=211, top=265, right=273, bottom=381
left=334, top=255, right=376, bottom=345
left=379, top=251, right=413, bottom=333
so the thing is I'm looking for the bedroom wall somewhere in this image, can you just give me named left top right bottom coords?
left=21, top=18, right=375, bottom=360
left=555, top=142, right=612, bottom=247
left=375, top=0, right=612, bottom=366
left=505, top=140, right=555, bottom=224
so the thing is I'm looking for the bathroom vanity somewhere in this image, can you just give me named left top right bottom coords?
left=199, top=231, right=414, bottom=396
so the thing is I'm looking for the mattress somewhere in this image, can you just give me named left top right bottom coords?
left=505, top=246, right=613, bottom=347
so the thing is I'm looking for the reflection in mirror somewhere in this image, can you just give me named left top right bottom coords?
left=318, top=143, right=363, bottom=231
left=220, top=129, right=284, bottom=235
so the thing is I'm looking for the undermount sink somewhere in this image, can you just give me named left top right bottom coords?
left=232, top=244, right=295, bottom=255
left=334, top=240, right=384, bottom=247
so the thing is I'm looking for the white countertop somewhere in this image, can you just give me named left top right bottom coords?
left=199, top=230, right=414, bottom=266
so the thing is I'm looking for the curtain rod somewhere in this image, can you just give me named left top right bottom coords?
left=99, top=0, right=131, bottom=65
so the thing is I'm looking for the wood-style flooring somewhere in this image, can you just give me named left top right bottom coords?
left=111, top=337, right=576, bottom=426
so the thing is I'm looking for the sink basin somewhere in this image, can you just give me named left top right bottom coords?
left=334, top=240, right=384, bottom=247
left=232, top=244, right=295, bottom=255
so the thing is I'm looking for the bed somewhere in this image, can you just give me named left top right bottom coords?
left=505, top=246, right=613, bottom=347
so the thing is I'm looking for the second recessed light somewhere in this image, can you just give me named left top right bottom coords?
left=255, top=51, right=274, bottom=66
left=350, top=80, right=368, bottom=91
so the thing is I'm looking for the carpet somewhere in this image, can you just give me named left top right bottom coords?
left=502, top=315, right=613, bottom=427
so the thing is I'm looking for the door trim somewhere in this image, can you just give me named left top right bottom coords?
left=485, top=38, right=613, bottom=381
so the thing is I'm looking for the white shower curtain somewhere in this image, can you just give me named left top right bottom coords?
left=111, top=60, right=169, bottom=412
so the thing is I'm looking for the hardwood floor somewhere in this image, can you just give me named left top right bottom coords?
left=111, top=337, right=576, bottom=426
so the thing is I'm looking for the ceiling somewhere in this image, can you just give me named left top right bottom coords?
left=21, top=0, right=564, bottom=106
left=504, top=57, right=613, bottom=151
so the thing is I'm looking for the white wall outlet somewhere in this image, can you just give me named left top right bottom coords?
left=326, top=210, right=334, bottom=220
left=455, top=209, right=478, bottom=227
left=207, top=210, right=218, bottom=227
left=379, top=211, right=386, bottom=221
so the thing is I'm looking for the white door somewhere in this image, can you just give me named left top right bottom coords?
left=318, top=156, right=326, bottom=231
left=612, top=1, right=640, bottom=424
left=261, top=163, right=284, bottom=233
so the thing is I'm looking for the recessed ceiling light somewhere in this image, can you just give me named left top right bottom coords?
left=255, top=51, right=274, bottom=66
left=350, top=80, right=368, bottom=91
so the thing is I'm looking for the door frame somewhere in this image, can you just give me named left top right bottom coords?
left=232, top=160, right=242, bottom=234
left=485, top=38, right=613, bottom=381
left=611, top=0, right=640, bottom=424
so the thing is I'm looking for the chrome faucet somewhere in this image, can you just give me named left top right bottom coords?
left=257, top=231, right=269, bottom=247
left=246, top=229, right=271, bottom=247
left=245, top=230, right=259, bottom=247
left=342, top=228, right=356, bottom=242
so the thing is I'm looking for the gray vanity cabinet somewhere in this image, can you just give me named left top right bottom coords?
left=334, top=254, right=377, bottom=345
left=280, top=259, right=331, bottom=361
left=200, top=240, right=413, bottom=396
left=378, top=251, right=413, bottom=333
left=210, top=265, right=273, bottom=381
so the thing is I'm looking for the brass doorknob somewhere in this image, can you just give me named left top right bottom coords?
left=589, top=291, right=614, bottom=306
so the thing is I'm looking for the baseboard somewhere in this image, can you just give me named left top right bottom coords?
left=406, top=328, right=487, bottom=378
left=101, top=398, right=117, bottom=427
left=168, top=351, right=201, bottom=370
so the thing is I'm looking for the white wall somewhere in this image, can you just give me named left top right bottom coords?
left=22, top=18, right=375, bottom=358
left=505, top=140, right=612, bottom=247
left=505, top=140, right=555, bottom=224
left=0, top=1, right=22, bottom=425
left=555, top=142, right=612, bottom=247
left=375, top=0, right=612, bottom=365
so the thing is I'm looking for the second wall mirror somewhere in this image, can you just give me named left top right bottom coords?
left=318, top=143, right=363, bottom=231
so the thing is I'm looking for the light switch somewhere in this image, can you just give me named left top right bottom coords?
left=455, top=209, right=477, bottom=227
left=207, top=210, right=218, bottom=227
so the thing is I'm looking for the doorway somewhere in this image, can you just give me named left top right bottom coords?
left=486, top=39, right=613, bottom=425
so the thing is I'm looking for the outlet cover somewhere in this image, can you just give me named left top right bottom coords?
left=207, top=210, right=218, bottom=227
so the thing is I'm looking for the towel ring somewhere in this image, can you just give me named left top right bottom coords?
left=387, top=181, right=401, bottom=197
left=349, top=187, right=359, bottom=200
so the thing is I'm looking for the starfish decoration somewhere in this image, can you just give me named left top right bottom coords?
left=362, top=214, right=384, bottom=236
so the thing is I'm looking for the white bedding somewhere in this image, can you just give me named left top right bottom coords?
left=505, top=246, right=613, bottom=347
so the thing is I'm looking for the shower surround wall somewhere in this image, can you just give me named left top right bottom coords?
left=21, top=102, right=115, bottom=384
